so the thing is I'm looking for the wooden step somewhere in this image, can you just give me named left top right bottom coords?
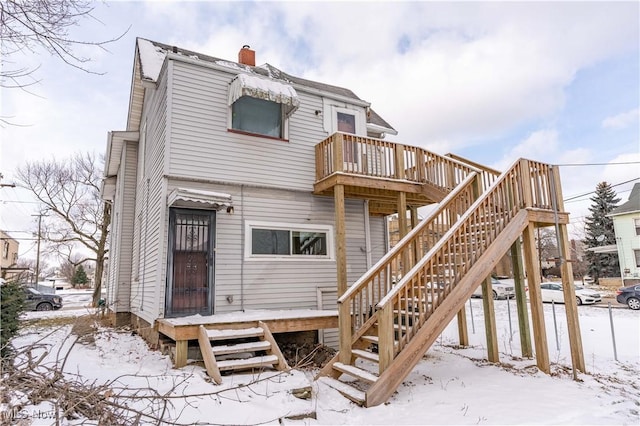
left=352, top=349, right=379, bottom=363
left=361, top=335, right=379, bottom=345
left=205, top=327, right=264, bottom=341
left=211, top=340, right=271, bottom=356
left=333, top=362, right=378, bottom=384
left=318, top=377, right=365, bottom=406
left=217, top=354, right=279, bottom=371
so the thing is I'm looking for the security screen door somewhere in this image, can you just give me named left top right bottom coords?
left=166, top=209, right=215, bottom=316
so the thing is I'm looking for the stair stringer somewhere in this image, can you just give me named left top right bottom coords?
left=365, top=209, right=530, bottom=407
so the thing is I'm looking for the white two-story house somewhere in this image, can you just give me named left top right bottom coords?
left=102, top=38, right=449, bottom=342
left=610, top=183, right=640, bottom=285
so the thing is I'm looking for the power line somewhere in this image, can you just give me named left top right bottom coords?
left=0, top=200, right=40, bottom=204
left=557, top=161, right=640, bottom=167
left=563, top=177, right=639, bottom=202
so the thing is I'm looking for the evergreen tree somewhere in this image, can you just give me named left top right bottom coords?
left=72, top=265, right=89, bottom=287
left=583, top=182, right=621, bottom=283
left=1, top=280, right=25, bottom=360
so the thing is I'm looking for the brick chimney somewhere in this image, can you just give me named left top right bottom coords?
left=238, top=45, right=255, bottom=66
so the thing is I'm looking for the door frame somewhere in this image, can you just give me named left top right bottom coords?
left=165, top=208, right=216, bottom=317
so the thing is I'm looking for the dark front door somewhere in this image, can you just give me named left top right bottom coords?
left=166, top=209, right=215, bottom=317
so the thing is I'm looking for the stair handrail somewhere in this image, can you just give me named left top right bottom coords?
left=338, top=172, right=480, bottom=307
left=335, top=171, right=481, bottom=365
left=375, top=158, right=557, bottom=362
left=445, top=153, right=501, bottom=190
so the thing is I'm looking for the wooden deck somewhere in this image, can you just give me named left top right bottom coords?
left=157, top=309, right=338, bottom=368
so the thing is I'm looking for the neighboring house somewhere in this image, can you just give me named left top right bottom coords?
left=102, top=38, right=406, bottom=340
left=0, top=230, right=20, bottom=279
left=609, top=183, right=640, bottom=285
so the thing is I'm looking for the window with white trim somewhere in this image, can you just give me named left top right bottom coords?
left=246, top=222, right=333, bottom=259
left=634, top=218, right=640, bottom=236
left=634, top=249, right=640, bottom=268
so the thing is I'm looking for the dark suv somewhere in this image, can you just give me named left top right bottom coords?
left=23, top=287, right=63, bottom=311
left=616, top=285, right=640, bottom=310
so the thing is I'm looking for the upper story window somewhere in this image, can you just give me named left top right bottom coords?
left=228, top=74, right=299, bottom=140
left=232, top=96, right=283, bottom=138
left=634, top=218, right=640, bottom=236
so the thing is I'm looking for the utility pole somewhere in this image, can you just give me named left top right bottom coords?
left=32, top=212, right=47, bottom=283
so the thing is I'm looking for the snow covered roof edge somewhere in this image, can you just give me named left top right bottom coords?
left=135, top=38, right=396, bottom=133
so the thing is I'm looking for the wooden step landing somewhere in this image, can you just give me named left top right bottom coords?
left=211, top=340, right=271, bottom=356
left=198, top=322, right=288, bottom=384
left=333, top=362, right=379, bottom=384
left=205, top=327, right=264, bottom=340
left=217, top=354, right=279, bottom=371
left=352, top=349, right=379, bottom=363
left=318, top=377, right=365, bottom=406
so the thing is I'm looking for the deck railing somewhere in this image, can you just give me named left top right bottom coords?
left=315, top=133, right=477, bottom=192
left=372, top=158, right=557, bottom=371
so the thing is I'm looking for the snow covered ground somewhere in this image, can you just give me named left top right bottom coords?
left=3, top=291, right=639, bottom=425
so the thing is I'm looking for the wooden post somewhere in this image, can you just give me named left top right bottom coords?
left=377, top=302, right=395, bottom=374
left=395, top=143, right=405, bottom=180
left=510, top=239, right=532, bottom=358
left=334, top=133, right=344, bottom=173
left=175, top=340, right=188, bottom=368
left=481, top=276, right=499, bottom=362
left=552, top=164, right=585, bottom=373
left=457, top=303, right=469, bottom=347
left=335, top=183, right=351, bottom=365
left=397, top=192, right=408, bottom=276
left=338, top=301, right=352, bottom=364
left=522, top=223, right=550, bottom=373
left=410, top=206, right=420, bottom=264
left=558, top=223, right=585, bottom=373
left=335, top=184, right=347, bottom=296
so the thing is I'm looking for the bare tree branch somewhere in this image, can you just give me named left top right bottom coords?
left=0, top=0, right=130, bottom=90
left=16, top=152, right=109, bottom=304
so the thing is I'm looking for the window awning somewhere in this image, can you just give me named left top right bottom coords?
left=168, top=188, right=232, bottom=210
left=228, top=73, right=300, bottom=117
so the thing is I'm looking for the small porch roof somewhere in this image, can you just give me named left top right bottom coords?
left=168, top=188, right=233, bottom=210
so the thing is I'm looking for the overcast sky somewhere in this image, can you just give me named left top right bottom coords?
left=1, top=1, right=638, bottom=261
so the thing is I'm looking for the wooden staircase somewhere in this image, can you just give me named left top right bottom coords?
left=316, top=158, right=565, bottom=406
left=198, top=321, right=289, bottom=384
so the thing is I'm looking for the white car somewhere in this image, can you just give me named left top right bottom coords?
left=472, top=278, right=515, bottom=300
left=539, top=282, right=601, bottom=305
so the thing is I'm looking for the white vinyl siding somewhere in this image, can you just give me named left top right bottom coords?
left=612, top=213, right=640, bottom=279
left=129, top=66, right=169, bottom=324
left=317, top=287, right=338, bottom=350
left=113, top=56, right=391, bottom=323
left=105, top=142, right=137, bottom=312
left=169, top=61, right=326, bottom=191
left=163, top=181, right=386, bottom=314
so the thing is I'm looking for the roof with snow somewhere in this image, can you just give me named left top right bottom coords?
left=610, top=182, right=640, bottom=216
left=135, top=38, right=396, bottom=134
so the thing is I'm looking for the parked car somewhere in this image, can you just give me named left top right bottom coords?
left=23, top=287, right=63, bottom=311
left=539, top=282, right=601, bottom=305
left=616, top=285, right=640, bottom=310
left=472, top=278, right=515, bottom=300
